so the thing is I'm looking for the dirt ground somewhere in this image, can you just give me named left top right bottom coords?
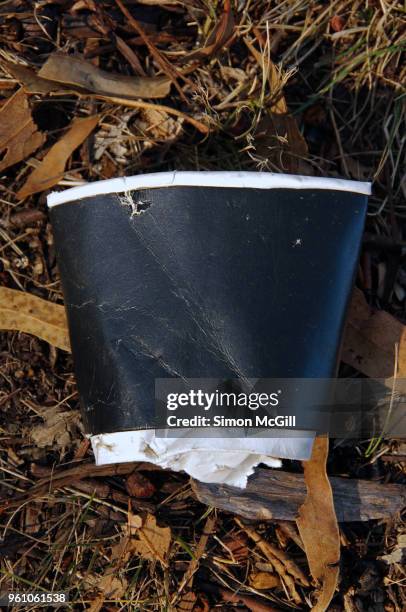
left=0, top=1, right=405, bottom=610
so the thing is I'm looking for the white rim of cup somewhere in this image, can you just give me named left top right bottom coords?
left=47, top=171, right=372, bottom=207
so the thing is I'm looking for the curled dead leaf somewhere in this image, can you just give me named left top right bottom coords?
left=5, top=61, right=208, bottom=135
left=30, top=406, right=83, bottom=457
left=243, top=39, right=308, bottom=173
left=330, top=16, right=346, bottom=33
left=223, top=532, right=249, bottom=563
left=253, top=112, right=308, bottom=174
left=39, top=53, right=171, bottom=99
left=3, top=61, right=63, bottom=95
left=296, top=437, right=340, bottom=612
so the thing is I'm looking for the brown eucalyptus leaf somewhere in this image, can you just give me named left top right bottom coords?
left=17, top=114, right=100, bottom=199
left=296, top=437, right=340, bottom=612
left=38, top=53, right=171, bottom=99
left=0, top=287, right=70, bottom=351
left=235, top=518, right=307, bottom=605
left=342, top=287, right=406, bottom=379
left=0, top=88, right=45, bottom=172
left=3, top=61, right=63, bottom=94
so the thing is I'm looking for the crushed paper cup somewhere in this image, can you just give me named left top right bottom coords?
left=48, top=171, right=370, bottom=487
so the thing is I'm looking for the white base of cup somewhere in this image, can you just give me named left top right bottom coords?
left=89, top=429, right=314, bottom=487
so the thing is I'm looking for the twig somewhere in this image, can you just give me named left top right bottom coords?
left=93, top=95, right=210, bottom=134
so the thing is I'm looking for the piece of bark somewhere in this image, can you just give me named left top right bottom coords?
left=3, top=461, right=161, bottom=508
left=191, top=468, right=406, bottom=522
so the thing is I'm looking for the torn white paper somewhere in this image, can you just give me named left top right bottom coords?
left=90, top=429, right=314, bottom=488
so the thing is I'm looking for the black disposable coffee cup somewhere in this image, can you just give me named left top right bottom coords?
left=48, top=172, right=370, bottom=486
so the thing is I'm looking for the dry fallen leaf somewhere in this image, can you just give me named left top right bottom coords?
left=87, top=571, right=128, bottom=612
left=379, top=534, right=406, bottom=565
left=342, top=287, right=406, bottom=379
left=5, top=61, right=208, bottom=135
left=244, top=38, right=308, bottom=173
left=0, top=88, right=45, bottom=172
left=17, top=114, right=100, bottom=199
left=330, top=15, right=346, bottom=32
left=39, top=53, right=171, bottom=99
left=112, top=511, right=171, bottom=567
left=130, top=512, right=171, bottom=566
left=176, top=591, right=197, bottom=612
left=3, top=61, right=64, bottom=95
left=205, top=583, right=281, bottom=612
left=137, top=107, right=183, bottom=148
left=296, top=437, right=340, bottom=612
left=0, top=287, right=70, bottom=351
left=30, top=406, right=83, bottom=456
left=254, top=112, right=309, bottom=173
left=249, top=571, right=281, bottom=590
